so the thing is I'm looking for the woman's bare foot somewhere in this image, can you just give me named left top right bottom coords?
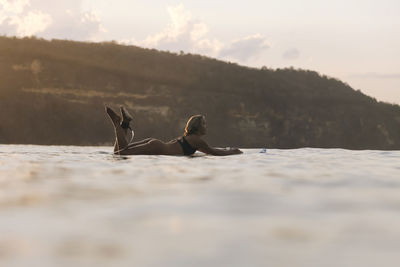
left=105, top=106, right=121, bottom=127
left=120, top=106, right=133, bottom=129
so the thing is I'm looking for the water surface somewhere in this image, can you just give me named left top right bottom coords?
left=1, top=145, right=400, bottom=267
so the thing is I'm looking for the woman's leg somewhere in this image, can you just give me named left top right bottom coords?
left=126, top=138, right=156, bottom=148
left=113, top=125, right=130, bottom=153
left=120, top=106, right=133, bottom=129
left=106, top=106, right=169, bottom=155
left=105, top=106, right=129, bottom=153
left=119, top=106, right=134, bottom=146
left=117, top=139, right=166, bottom=155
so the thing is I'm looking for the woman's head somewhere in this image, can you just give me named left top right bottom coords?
left=184, top=115, right=206, bottom=136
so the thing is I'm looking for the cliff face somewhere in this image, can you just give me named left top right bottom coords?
left=1, top=36, right=400, bottom=149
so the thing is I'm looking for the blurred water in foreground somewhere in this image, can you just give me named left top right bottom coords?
left=1, top=145, right=400, bottom=267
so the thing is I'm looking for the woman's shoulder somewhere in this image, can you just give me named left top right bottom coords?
left=184, top=134, right=201, bottom=140
left=184, top=134, right=206, bottom=146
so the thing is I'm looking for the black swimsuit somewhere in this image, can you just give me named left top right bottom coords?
left=177, top=136, right=197, bottom=156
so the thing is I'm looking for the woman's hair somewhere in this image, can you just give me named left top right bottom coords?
left=184, top=115, right=205, bottom=136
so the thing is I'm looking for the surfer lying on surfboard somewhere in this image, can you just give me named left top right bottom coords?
left=105, top=106, right=243, bottom=156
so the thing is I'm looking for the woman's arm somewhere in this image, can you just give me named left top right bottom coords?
left=194, top=137, right=242, bottom=156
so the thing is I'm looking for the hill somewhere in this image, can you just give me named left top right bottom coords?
left=1, top=36, right=400, bottom=149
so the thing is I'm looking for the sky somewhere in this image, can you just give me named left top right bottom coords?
left=1, top=0, right=399, bottom=104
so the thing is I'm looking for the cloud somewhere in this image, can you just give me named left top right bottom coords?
left=0, top=0, right=29, bottom=15
left=0, top=0, right=51, bottom=36
left=0, top=0, right=105, bottom=40
left=123, top=4, right=269, bottom=63
left=130, top=4, right=222, bottom=56
left=9, top=10, right=51, bottom=36
left=44, top=9, right=105, bottom=40
left=282, top=48, right=300, bottom=60
left=218, top=34, right=270, bottom=62
left=1, top=2, right=271, bottom=63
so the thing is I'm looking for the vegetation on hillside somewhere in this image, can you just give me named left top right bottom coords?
left=1, top=36, right=399, bottom=149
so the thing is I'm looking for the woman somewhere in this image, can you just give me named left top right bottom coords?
left=105, top=106, right=242, bottom=156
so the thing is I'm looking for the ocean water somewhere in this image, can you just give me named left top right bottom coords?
left=0, top=145, right=400, bottom=267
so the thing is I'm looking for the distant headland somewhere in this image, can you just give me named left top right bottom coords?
left=1, top=36, right=399, bottom=149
